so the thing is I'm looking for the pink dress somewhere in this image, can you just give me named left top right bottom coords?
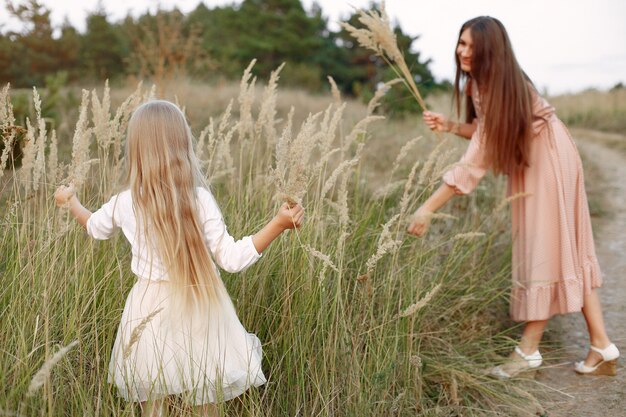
left=443, top=82, right=602, bottom=322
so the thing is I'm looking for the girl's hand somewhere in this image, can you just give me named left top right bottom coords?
left=422, top=111, right=449, bottom=132
left=54, top=185, right=75, bottom=207
left=275, top=202, right=304, bottom=231
left=407, top=207, right=432, bottom=237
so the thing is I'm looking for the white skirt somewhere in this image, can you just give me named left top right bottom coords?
left=108, top=278, right=266, bottom=404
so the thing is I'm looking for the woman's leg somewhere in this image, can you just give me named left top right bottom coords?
left=140, top=398, right=166, bottom=417
left=581, top=288, right=612, bottom=365
left=517, top=320, right=548, bottom=355
left=493, top=320, right=548, bottom=377
left=193, top=403, right=219, bottom=417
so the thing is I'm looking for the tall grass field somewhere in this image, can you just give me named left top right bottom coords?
left=2, top=66, right=557, bottom=416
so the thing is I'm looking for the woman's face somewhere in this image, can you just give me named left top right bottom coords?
left=456, top=28, right=473, bottom=73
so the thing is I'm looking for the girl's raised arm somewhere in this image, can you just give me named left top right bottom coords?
left=54, top=186, right=92, bottom=227
left=252, top=203, right=304, bottom=254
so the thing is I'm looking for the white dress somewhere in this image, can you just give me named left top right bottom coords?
left=86, top=188, right=266, bottom=404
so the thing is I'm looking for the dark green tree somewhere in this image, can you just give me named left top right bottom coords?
left=5, top=0, right=61, bottom=86
left=81, top=9, right=128, bottom=80
left=57, top=19, right=81, bottom=80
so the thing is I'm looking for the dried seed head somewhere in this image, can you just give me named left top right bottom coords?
left=27, top=340, right=79, bottom=397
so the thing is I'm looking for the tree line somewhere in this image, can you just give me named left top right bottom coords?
left=1, top=0, right=449, bottom=115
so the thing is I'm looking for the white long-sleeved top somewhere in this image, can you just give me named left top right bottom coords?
left=86, top=187, right=261, bottom=280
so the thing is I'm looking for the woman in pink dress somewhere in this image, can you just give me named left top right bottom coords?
left=407, top=16, right=618, bottom=378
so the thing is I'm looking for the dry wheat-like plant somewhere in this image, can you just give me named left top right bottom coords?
left=365, top=213, right=402, bottom=275
left=31, top=88, right=47, bottom=192
left=303, top=244, right=339, bottom=274
left=255, top=63, right=285, bottom=145
left=494, top=192, right=532, bottom=212
left=341, top=1, right=428, bottom=113
left=91, top=80, right=112, bottom=151
left=19, top=117, right=36, bottom=193
left=367, top=78, right=402, bottom=115
left=398, top=159, right=422, bottom=217
left=271, top=109, right=323, bottom=206
left=452, top=232, right=486, bottom=241
left=66, top=90, right=94, bottom=190
left=418, top=138, right=448, bottom=186
left=122, top=308, right=163, bottom=361
left=47, top=130, right=58, bottom=184
left=26, top=340, right=79, bottom=397
left=327, top=76, right=342, bottom=105
left=238, top=60, right=257, bottom=143
left=399, top=283, right=442, bottom=317
left=372, top=180, right=405, bottom=200
left=110, top=83, right=146, bottom=172
left=0, top=84, right=19, bottom=176
left=320, top=143, right=364, bottom=198
left=317, top=102, right=346, bottom=161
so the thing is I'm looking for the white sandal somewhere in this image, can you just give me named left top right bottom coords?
left=574, top=343, right=619, bottom=376
left=490, top=346, right=542, bottom=379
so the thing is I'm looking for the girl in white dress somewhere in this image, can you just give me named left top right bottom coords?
left=54, top=100, right=304, bottom=416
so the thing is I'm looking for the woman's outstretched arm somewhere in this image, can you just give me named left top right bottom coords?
left=407, top=183, right=456, bottom=237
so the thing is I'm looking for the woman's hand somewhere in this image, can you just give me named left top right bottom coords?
left=422, top=111, right=449, bottom=132
left=275, top=202, right=305, bottom=231
left=407, top=207, right=432, bottom=237
left=54, top=185, right=75, bottom=207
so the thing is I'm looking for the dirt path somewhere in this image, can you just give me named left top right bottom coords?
left=537, top=129, right=626, bottom=416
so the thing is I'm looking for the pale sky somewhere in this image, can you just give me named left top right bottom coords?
left=1, top=0, right=625, bottom=95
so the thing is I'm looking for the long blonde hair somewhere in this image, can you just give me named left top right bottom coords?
left=453, top=16, right=534, bottom=175
left=126, top=100, right=227, bottom=312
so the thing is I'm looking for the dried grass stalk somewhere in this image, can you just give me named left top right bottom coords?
left=238, top=60, right=257, bottom=142
left=318, top=102, right=345, bottom=158
left=112, top=82, right=145, bottom=165
left=91, top=80, right=112, bottom=150
left=271, top=109, right=322, bottom=206
left=47, top=130, right=58, bottom=184
left=66, top=90, right=93, bottom=189
left=399, top=283, right=442, bottom=317
left=32, top=88, right=47, bottom=192
left=303, top=244, right=339, bottom=273
left=327, top=76, right=342, bottom=105
left=321, top=143, right=364, bottom=198
left=19, top=118, right=36, bottom=193
left=123, top=308, right=163, bottom=361
left=341, top=2, right=427, bottom=112
left=495, top=192, right=532, bottom=212
left=0, top=84, right=19, bottom=176
left=399, top=159, right=422, bottom=217
left=373, top=180, right=405, bottom=200
left=367, top=78, right=402, bottom=115
left=27, top=340, right=79, bottom=397
left=255, top=63, right=284, bottom=144
left=453, top=232, right=486, bottom=241
left=418, top=139, right=447, bottom=185
left=391, top=136, right=422, bottom=178
left=366, top=213, right=402, bottom=274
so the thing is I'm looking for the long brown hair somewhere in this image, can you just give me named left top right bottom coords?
left=453, top=16, right=534, bottom=175
left=126, top=100, right=228, bottom=313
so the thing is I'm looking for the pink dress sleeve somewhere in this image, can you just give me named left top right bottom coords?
left=442, top=124, right=490, bottom=195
